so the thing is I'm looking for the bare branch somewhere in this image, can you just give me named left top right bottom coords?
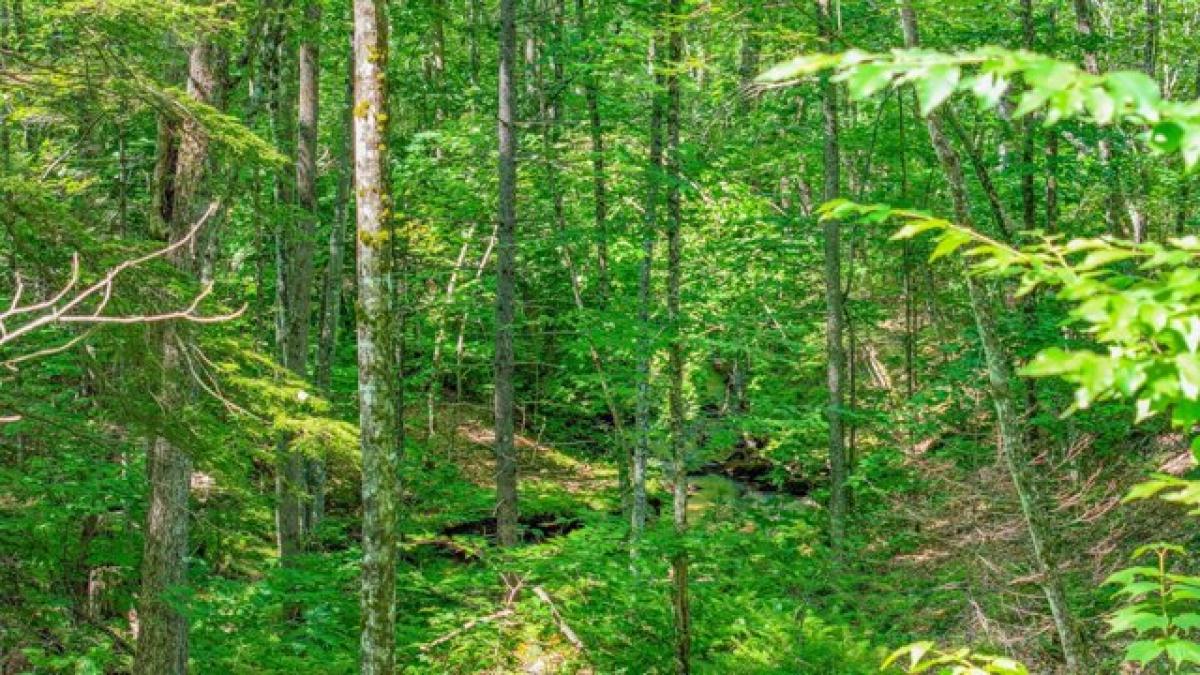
left=0, top=202, right=244, bottom=376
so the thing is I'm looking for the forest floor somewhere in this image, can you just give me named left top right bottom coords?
left=186, top=409, right=892, bottom=673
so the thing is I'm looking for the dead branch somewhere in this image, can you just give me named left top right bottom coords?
left=532, top=585, right=586, bottom=653
left=0, top=202, right=245, bottom=372
left=419, top=609, right=515, bottom=651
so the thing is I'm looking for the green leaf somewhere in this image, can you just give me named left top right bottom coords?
left=930, top=230, right=972, bottom=261
left=843, top=63, right=896, bottom=99
left=1105, top=71, right=1162, bottom=119
left=1171, top=614, right=1200, bottom=631
left=916, top=64, right=961, bottom=116
left=1124, top=480, right=1170, bottom=502
left=757, top=54, right=841, bottom=83
left=1150, top=121, right=1186, bottom=153
left=1165, top=638, right=1200, bottom=666
left=1124, top=639, right=1166, bottom=665
left=891, top=218, right=944, bottom=241
left=1177, top=353, right=1200, bottom=399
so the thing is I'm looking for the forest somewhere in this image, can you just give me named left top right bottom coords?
left=6, top=0, right=1200, bottom=672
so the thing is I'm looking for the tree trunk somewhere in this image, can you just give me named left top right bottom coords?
left=352, top=1, right=399, bottom=672
left=1143, top=0, right=1159, bottom=77
left=633, top=35, right=663, bottom=541
left=815, top=0, right=848, bottom=557
left=899, top=2, right=1086, bottom=669
left=1020, top=0, right=1037, bottom=234
left=135, top=36, right=220, bottom=675
left=1071, top=0, right=1140, bottom=241
left=666, top=2, right=689, bottom=670
left=574, top=0, right=610, bottom=304
left=494, top=0, right=520, bottom=549
left=275, top=0, right=320, bottom=560
left=312, top=30, right=355, bottom=531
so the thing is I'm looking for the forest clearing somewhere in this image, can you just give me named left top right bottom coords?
left=6, top=0, right=1200, bottom=673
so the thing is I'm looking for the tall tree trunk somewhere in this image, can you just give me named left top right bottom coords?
left=469, top=0, right=481, bottom=89
left=312, top=32, right=354, bottom=532
left=275, top=0, right=320, bottom=560
left=536, top=0, right=631, bottom=511
left=135, top=37, right=219, bottom=675
left=633, top=35, right=663, bottom=541
left=1143, top=0, right=1159, bottom=76
left=353, top=1, right=399, bottom=671
left=0, top=0, right=10, bottom=173
left=576, top=0, right=611, bottom=303
left=1071, top=0, right=1141, bottom=241
left=1020, top=0, right=1037, bottom=234
left=899, top=2, right=1086, bottom=670
left=815, top=0, right=848, bottom=557
left=494, top=0, right=520, bottom=549
left=666, top=2, right=690, bottom=671
left=292, top=0, right=322, bottom=536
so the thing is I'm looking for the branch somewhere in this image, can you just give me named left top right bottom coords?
left=419, top=609, right=515, bottom=651
left=532, top=586, right=586, bottom=653
left=0, top=202, right=246, bottom=374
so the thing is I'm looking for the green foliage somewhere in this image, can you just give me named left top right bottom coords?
left=883, top=642, right=1028, bottom=674
left=760, top=47, right=1200, bottom=167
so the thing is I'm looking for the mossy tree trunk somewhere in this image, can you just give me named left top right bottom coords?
left=352, top=1, right=399, bottom=671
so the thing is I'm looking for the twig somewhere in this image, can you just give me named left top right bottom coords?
left=0, top=202, right=246, bottom=376
left=419, top=609, right=515, bottom=651
left=532, top=585, right=586, bottom=653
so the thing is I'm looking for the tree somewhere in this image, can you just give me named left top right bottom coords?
left=632, top=31, right=664, bottom=541
left=352, top=0, right=399, bottom=671
left=896, top=3, right=1085, bottom=667
left=274, top=0, right=321, bottom=563
left=494, top=0, right=520, bottom=549
left=135, top=34, right=221, bottom=675
left=815, top=0, right=848, bottom=557
left=312, top=30, right=355, bottom=531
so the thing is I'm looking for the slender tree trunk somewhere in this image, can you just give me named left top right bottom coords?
left=633, top=35, right=663, bottom=540
left=665, top=2, right=689, bottom=670
left=945, top=111, right=1013, bottom=239
left=275, top=0, right=321, bottom=558
left=1046, top=130, right=1059, bottom=232
left=1143, top=0, right=1159, bottom=76
left=427, top=225, right=476, bottom=435
left=352, top=1, right=399, bottom=671
left=737, top=23, right=759, bottom=112
left=135, top=36, right=220, bottom=675
left=534, top=0, right=631, bottom=510
left=898, top=93, right=916, bottom=400
left=469, top=0, right=481, bottom=89
left=1072, top=0, right=1141, bottom=241
left=0, top=0, right=8, bottom=173
left=815, top=0, right=848, bottom=557
left=573, top=0, right=611, bottom=304
left=899, top=2, right=1085, bottom=669
left=494, top=0, right=520, bottom=549
left=306, top=0, right=345, bottom=533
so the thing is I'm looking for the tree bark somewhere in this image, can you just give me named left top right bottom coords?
left=135, top=36, right=220, bottom=675
left=816, top=0, right=848, bottom=557
left=899, top=2, right=1086, bottom=670
left=352, top=1, right=399, bottom=672
left=494, top=0, right=520, bottom=549
left=312, top=30, right=355, bottom=532
left=1020, top=0, right=1037, bottom=234
left=575, top=0, right=611, bottom=304
left=633, top=35, right=663, bottom=541
left=275, top=0, right=320, bottom=560
left=1071, top=0, right=1141, bottom=241
left=1143, top=0, right=1159, bottom=76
